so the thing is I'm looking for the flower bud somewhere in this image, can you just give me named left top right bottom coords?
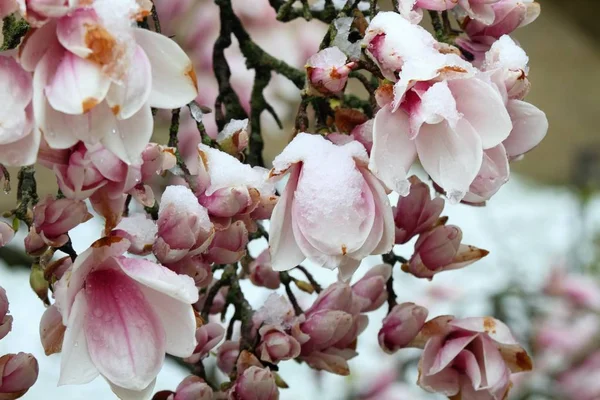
left=204, top=221, right=248, bottom=264
left=44, top=256, right=72, bottom=282
left=306, top=47, right=355, bottom=95
left=217, top=341, right=240, bottom=375
left=0, top=221, right=15, bottom=248
left=173, top=376, right=213, bottom=400
left=257, top=325, right=301, bottom=364
left=30, top=264, right=49, bottom=304
left=141, top=143, right=176, bottom=182
left=394, top=176, right=444, bottom=244
left=29, top=196, right=92, bottom=248
left=230, top=366, right=279, bottom=400
left=249, top=250, right=280, bottom=290
left=154, top=185, right=214, bottom=264
left=24, top=229, right=47, bottom=256
left=39, top=305, right=66, bottom=356
left=351, top=264, right=392, bottom=312
left=0, top=353, right=39, bottom=399
left=300, top=310, right=353, bottom=353
left=306, top=283, right=361, bottom=315
left=0, top=286, right=12, bottom=340
left=378, top=303, right=428, bottom=353
left=185, top=323, right=225, bottom=364
left=404, top=225, right=488, bottom=279
left=217, top=119, right=249, bottom=155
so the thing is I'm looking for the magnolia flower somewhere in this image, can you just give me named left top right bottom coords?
left=462, top=145, right=510, bottom=204
left=306, top=47, right=355, bottom=95
left=0, top=286, right=12, bottom=340
left=15, top=0, right=79, bottom=27
left=403, top=225, right=488, bottom=279
left=393, top=176, right=444, bottom=244
left=0, top=54, right=38, bottom=167
left=203, top=221, right=249, bottom=264
left=397, top=0, right=459, bottom=24
left=269, top=133, right=394, bottom=280
left=23, top=0, right=198, bottom=164
left=229, top=366, right=279, bottom=400
left=53, top=237, right=199, bottom=398
left=544, top=269, right=600, bottom=311
left=111, top=213, right=157, bottom=256
left=409, top=316, right=533, bottom=399
left=217, top=341, right=240, bottom=376
left=154, top=185, right=214, bottom=264
left=378, top=303, right=428, bottom=353
left=0, top=221, right=15, bottom=248
left=0, top=353, right=39, bottom=399
left=458, top=0, right=502, bottom=25
left=463, top=0, right=541, bottom=43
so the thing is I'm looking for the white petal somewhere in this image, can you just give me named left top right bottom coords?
left=269, top=165, right=306, bottom=271
left=101, top=104, right=153, bottom=165
left=416, top=119, right=482, bottom=203
left=503, top=99, right=548, bottom=158
left=369, top=106, right=417, bottom=196
left=133, top=28, right=198, bottom=109
left=58, top=291, right=100, bottom=386
left=109, top=379, right=156, bottom=400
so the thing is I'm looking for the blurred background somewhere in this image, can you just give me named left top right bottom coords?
left=1, top=0, right=600, bottom=399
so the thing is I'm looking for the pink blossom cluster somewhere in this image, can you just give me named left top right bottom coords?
left=0, top=0, right=550, bottom=399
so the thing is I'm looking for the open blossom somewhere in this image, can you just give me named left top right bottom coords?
left=0, top=221, right=15, bottom=248
left=154, top=185, right=215, bottom=264
left=0, top=353, right=39, bottom=399
left=393, top=176, right=444, bottom=244
left=21, top=0, right=198, bottom=165
left=378, top=303, right=428, bottom=354
left=397, top=0, right=458, bottom=24
left=0, top=286, right=12, bottom=340
left=410, top=316, right=532, bottom=399
left=268, top=133, right=394, bottom=281
left=403, top=225, right=488, bottom=279
left=53, top=237, right=199, bottom=398
left=364, top=12, right=513, bottom=202
left=544, top=269, right=600, bottom=311
left=249, top=250, right=281, bottom=290
left=306, top=47, right=355, bottom=95
left=0, top=54, right=38, bottom=167
left=25, top=195, right=92, bottom=254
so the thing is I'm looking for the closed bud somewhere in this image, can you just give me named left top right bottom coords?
left=217, top=341, right=240, bottom=376
left=29, top=264, right=49, bottom=305
left=306, top=47, right=355, bottom=95
left=0, top=286, right=12, bottom=340
left=378, top=303, right=428, bottom=353
left=217, top=119, right=249, bottom=155
left=204, top=221, right=249, bottom=264
left=249, top=250, right=280, bottom=290
left=300, top=310, right=353, bottom=353
left=173, top=376, right=213, bottom=400
left=229, top=366, right=279, bottom=400
left=184, top=323, right=225, bottom=364
left=29, top=196, right=92, bottom=248
left=351, top=264, right=392, bottom=312
left=0, top=353, right=39, bottom=399
left=257, top=325, right=301, bottom=364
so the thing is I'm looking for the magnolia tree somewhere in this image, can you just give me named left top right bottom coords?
left=0, top=0, right=548, bottom=399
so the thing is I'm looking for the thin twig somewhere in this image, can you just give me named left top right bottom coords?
left=296, top=265, right=322, bottom=293
left=280, top=272, right=303, bottom=315
left=151, top=4, right=162, bottom=33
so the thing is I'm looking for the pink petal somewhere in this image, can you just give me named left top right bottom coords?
left=18, top=21, right=57, bottom=72
left=503, top=99, right=548, bottom=158
left=0, top=121, right=40, bottom=167
left=357, top=168, right=394, bottom=256
left=109, top=379, right=157, bottom=400
left=454, top=349, right=482, bottom=389
left=84, top=269, right=166, bottom=391
left=101, top=104, right=153, bottom=165
left=475, top=335, right=510, bottom=390
left=418, top=336, right=460, bottom=395
left=430, top=334, right=478, bottom=375
left=369, top=105, right=417, bottom=196
left=58, top=291, right=99, bottom=386
left=268, top=165, right=306, bottom=271
left=448, top=78, right=512, bottom=149
left=133, top=28, right=198, bottom=109
left=117, top=257, right=198, bottom=304
left=416, top=119, right=482, bottom=203
left=45, top=51, right=110, bottom=115
left=106, top=45, right=152, bottom=119
left=56, top=8, right=100, bottom=59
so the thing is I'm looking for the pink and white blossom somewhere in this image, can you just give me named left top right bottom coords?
left=229, top=366, right=279, bottom=400
left=217, top=341, right=240, bottom=376
left=378, top=302, right=428, bottom=354
left=53, top=237, right=199, bottom=398
left=410, top=316, right=532, bottom=399
left=351, top=264, right=392, bottom=312
left=257, top=325, right=302, bottom=364
left=111, top=213, right=158, bottom=256
left=0, top=286, right=12, bottom=341
left=169, top=376, right=213, bottom=400
left=268, top=133, right=394, bottom=280
left=249, top=250, right=281, bottom=290
left=397, top=0, right=458, bottom=24
left=184, top=323, right=226, bottom=364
